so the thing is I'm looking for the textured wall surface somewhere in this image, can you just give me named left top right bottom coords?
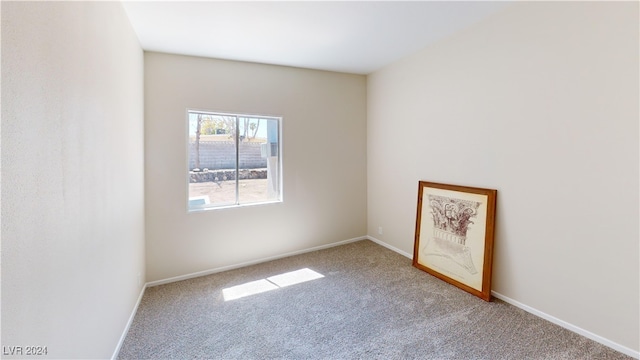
left=2, top=2, right=145, bottom=358
left=367, top=2, right=638, bottom=354
left=144, top=52, right=367, bottom=282
left=4, top=1, right=637, bottom=358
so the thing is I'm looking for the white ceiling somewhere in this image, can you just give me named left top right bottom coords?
left=122, top=1, right=509, bottom=75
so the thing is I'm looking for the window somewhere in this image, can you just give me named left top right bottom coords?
left=187, top=110, right=281, bottom=211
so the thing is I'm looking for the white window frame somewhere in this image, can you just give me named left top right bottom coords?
left=186, top=109, right=283, bottom=212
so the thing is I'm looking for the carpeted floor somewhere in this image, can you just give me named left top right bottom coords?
left=118, top=240, right=632, bottom=359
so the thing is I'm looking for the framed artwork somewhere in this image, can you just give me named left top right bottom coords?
left=413, top=181, right=497, bottom=301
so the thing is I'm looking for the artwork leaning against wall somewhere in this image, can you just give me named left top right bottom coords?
left=187, top=110, right=282, bottom=211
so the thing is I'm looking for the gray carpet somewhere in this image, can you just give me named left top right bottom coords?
left=118, top=240, right=632, bottom=359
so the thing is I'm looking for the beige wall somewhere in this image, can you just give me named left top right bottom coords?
left=1, top=2, right=145, bottom=359
left=144, top=52, right=367, bottom=282
left=4, top=1, right=636, bottom=357
left=367, top=2, right=638, bottom=353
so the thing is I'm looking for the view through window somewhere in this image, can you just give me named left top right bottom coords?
left=188, top=110, right=281, bottom=211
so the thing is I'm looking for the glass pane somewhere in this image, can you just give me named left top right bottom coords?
left=238, top=117, right=280, bottom=204
left=188, top=112, right=238, bottom=209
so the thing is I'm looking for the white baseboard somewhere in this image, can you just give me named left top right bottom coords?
left=366, top=235, right=413, bottom=259
left=111, top=284, right=147, bottom=360
left=491, top=291, right=639, bottom=359
left=366, top=236, right=639, bottom=359
left=147, top=235, right=368, bottom=287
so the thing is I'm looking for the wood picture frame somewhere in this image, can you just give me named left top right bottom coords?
left=413, top=181, right=497, bottom=301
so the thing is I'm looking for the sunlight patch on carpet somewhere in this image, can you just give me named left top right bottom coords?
left=222, top=268, right=324, bottom=301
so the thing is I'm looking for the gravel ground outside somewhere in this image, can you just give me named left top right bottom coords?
left=189, top=179, right=271, bottom=205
